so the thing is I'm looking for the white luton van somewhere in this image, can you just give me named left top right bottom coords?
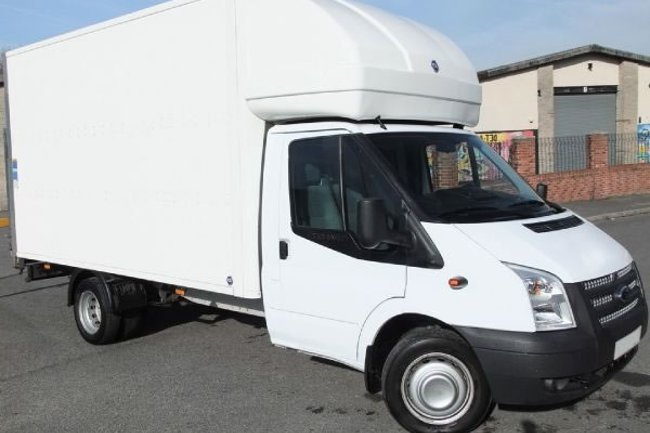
left=3, top=0, right=647, bottom=432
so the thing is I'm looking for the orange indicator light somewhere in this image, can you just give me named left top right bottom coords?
left=448, top=276, right=468, bottom=290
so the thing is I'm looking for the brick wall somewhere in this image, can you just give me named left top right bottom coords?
left=436, top=151, right=460, bottom=189
left=511, top=134, right=650, bottom=203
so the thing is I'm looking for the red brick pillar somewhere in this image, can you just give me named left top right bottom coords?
left=587, top=134, right=609, bottom=169
left=437, top=151, right=459, bottom=188
left=510, top=137, right=537, bottom=178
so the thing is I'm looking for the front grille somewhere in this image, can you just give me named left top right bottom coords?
left=591, top=294, right=613, bottom=308
left=584, top=274, right=615, bottom=291
left=524, top=216, right=584, bottom=233
left=600, top=299, right=639, bottom=326
left=582, top=264, right=643, bottom=327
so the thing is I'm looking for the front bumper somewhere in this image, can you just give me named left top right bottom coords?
left=457, top=279, right=648, bottom=406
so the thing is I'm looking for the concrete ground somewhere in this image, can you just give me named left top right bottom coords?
left=563, top=193, right=650, bottom=221
left=1, top=215, right=649, bottom=433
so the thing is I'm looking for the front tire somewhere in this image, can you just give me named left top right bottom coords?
left=382, top=326, right=492, bottom=433
left=74, top=277, right=122, bottom=345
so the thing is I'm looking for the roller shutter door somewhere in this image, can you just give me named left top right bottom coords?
left=554, top=93, right=616, bottom=137
left=554, top=92, right=616, bottom=171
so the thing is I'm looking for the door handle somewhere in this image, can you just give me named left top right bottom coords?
left=279, top=240, right=289, bottom=260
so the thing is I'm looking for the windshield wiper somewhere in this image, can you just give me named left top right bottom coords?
left=438, top=205, right=532, bottom=221
left=508, top=200, right=546, bottom=209
left=438, top=206, right=501, bottom=218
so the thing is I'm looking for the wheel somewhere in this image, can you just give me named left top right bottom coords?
left=382, top=326, right=492, bottom=433
left=74, top=277, right=122, bottom=345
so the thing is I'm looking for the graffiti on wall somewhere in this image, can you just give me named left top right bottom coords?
left=639, top=124, right=650, bottom=163
left=478, top=130, right=536, bottom=164
left=425, top=130, right=537, bottom=188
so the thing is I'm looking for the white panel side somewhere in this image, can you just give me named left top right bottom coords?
left=8, top=0, right=264, bottom=296
left=7, top=0, right=203, bottom=57
left=0, top=84, right=7, bottom=212
left=233, top=104, right=266, bottom=298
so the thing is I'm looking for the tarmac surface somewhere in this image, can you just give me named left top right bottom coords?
left=564, top=193, right=650, bottom=221
left=0, top=206, right=649, bottom=433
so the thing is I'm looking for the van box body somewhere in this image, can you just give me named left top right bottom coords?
left=4, top=0, right=480, bottom=299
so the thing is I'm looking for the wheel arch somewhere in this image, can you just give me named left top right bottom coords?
left=67, top=270, right=112, bottom=308
left=69, top=270, right=150, bottom=314
left=359, top=300, right=474, bottom=394
left=364, top=313, right=458, bottom=394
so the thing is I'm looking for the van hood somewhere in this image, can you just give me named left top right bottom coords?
left=445, top=212, right=632, bottom=283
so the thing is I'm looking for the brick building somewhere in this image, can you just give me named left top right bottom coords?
left=474, top=45, right=650, bottom=173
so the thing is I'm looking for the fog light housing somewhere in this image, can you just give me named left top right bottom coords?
left=544, top=378, right=570, bottom=392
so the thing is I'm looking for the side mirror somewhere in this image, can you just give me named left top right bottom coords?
left=357, top=198, right=413, bottom=250
left=536, top=183, right=548, bottom=201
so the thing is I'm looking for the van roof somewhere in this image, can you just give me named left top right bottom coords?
left=7, top=0, right=482, bottom=126
left=240, top=0, right=481, bottom=125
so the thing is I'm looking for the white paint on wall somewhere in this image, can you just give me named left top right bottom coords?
left=639, top=64, right=650, bottom=124
left=554, top=57, right=619, bottom=87
left=474, top=69, right=538, bottom=132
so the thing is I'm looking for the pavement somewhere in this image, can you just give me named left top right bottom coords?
left=563, top=193, right=650, bottom=222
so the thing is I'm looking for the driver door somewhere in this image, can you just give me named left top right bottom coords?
left=262, top=130, right=408, bottom=365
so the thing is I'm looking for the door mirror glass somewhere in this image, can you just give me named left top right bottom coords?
left=357, top=198, right=412, bottom=250
left=536, top=183, right=548, bottom=201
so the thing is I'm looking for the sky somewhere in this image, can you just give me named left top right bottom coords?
left=0, top=0, right=649, bottom=70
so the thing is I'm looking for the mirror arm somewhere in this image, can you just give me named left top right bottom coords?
left=383, top=231, right=415, bottom=249
left=536, top=183, right=548, bottom=201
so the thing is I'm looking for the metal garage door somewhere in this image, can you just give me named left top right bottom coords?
left=555, top=92, right=616, bottom=136
left=554, top=89, right=617, bottom=171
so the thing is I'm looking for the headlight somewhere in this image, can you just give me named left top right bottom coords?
left=506, top=263, right=576, bottom=331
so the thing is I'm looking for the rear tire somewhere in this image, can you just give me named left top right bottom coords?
left=382, top=326, right=492, bottom=433
left=74, top=277, right=122, bottom=345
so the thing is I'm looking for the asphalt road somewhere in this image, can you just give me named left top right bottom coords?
left=1, top=216, right=649, bottom=433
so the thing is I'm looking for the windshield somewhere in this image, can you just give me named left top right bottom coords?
left=365, top=132, right=560, bottom=223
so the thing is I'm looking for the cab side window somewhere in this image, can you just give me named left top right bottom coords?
left=290, top=136, right=343, bottom=231
left=289, top=134, right=409, bottom=263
